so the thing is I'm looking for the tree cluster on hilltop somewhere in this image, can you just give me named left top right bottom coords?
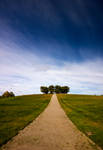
left=1, top=91, right=15, bottom=98
left=40, top=85, right=70, bottom=94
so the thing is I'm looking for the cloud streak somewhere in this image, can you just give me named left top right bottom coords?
left=0, top=42, right=103, bottom=95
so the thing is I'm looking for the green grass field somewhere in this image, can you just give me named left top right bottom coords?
left=0, top=94, right=51, bottom=147
left=57, top=94, right=103, bottom=149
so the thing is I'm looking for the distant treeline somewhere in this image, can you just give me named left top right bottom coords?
left=0, top=85, right=69, bottom=98
left=40, top=85, right=70, bottom=94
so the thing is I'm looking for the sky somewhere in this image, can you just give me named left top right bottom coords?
left=0, top=0, right=103, bottom=95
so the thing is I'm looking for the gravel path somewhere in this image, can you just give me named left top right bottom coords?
left=1, top=94, right=101, bottom=150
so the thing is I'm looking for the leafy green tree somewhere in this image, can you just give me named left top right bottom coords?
left=2, top=91, right=15, bottom=97
left=55, top=85, right=61, bottom=93
left=9, top=92, right=15, bottom=97
left=2, top=91, right=10, bottom=97
left=61, top=86, right=70, bottom=93
left=48, top=85, right=54, bottom=94
left=40, top=85, right=70, bottom=94
left=40, top=86, right=49, bottom=94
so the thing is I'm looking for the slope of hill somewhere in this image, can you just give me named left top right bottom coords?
left=0, top=94, right=51, bottom=147
left=58, top=94, right=103, bottom=149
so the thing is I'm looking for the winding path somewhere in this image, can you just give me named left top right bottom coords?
left=1, top=94, right=101, bottom=150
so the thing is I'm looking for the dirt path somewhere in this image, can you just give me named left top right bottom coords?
left=1, top=94, right=101, bottom=150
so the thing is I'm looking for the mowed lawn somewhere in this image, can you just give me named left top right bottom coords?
left=57, top=94, right=103, bottom=149
left=0, top=94, right=51, bottom=147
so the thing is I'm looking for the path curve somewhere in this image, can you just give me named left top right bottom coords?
left=1, top=94, right=101, bottom=150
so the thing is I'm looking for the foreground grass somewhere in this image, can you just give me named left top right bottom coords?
left=57, top=94, right=103, bottom=149
left=0, top=94, right=51, bottom=147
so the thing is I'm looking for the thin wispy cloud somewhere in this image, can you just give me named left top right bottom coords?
left=0, top=45, right=103, bottom=95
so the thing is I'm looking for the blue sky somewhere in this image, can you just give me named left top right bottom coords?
left=0, top=0, right=103, bottom=95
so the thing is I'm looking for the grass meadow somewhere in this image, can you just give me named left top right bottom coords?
left=57, top=94, right=103, bottom=149
left=0, top=94, right=51, bottom=147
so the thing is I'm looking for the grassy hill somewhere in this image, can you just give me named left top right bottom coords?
left=0, top=94, right=51, bottom=147
left=57, top=94, right=103, bottom=149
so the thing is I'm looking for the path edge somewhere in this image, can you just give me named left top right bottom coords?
left=0, top=94, right=53, bottom=150
left=56, top=94, right=102, bottom=150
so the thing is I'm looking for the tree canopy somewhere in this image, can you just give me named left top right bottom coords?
left=2, top=91, right=15, bottom=98
left=40, top=86, right=49, bottom=94
left=48, top=85, right=55, bottom=94
left=40, top=85, right=70, bottom=94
